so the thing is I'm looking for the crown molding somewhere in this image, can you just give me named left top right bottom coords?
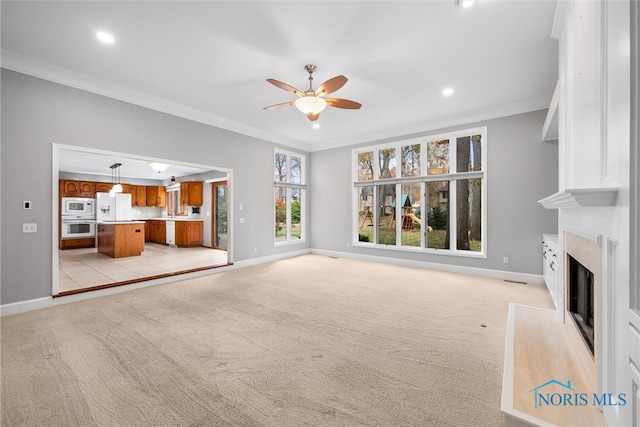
left=2, top=48, right=553, bottom=155
left=308, top=96, right=552, bottom=152
left=538, top=188, right=619, bottom=209
left=1, top=49, right=313, bottom=153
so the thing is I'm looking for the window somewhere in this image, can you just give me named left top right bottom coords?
left=353, top=127, right=486, bottom=257
left=275, top=149, right=306, bottom=244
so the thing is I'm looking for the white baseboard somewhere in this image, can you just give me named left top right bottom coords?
left=2, top=248, right=542, bottom=316
left=232, top=248, right=312, bottom=268
left=310, top=249, right=545, bottom=285
left=0, top=297, right=55, bottom=317
left=0, top=249, right=312, bottom=317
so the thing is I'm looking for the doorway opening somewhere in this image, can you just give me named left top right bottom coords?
left=53, top=144, right=233, bottom=296
left=212, top=181, right=228, bottom=250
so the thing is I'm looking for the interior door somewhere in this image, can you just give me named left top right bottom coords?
left=212, top=181, right=228, bottom=250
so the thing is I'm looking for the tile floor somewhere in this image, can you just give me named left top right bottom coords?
left=58, top=243, right=228, bottom=293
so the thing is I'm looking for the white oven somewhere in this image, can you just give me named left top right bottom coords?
left=61, top=217, right=96, bottom=239
left=62, top=197, right=94, bottom=216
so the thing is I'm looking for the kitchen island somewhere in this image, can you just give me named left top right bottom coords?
left=97, top=221, right=145, bottom=258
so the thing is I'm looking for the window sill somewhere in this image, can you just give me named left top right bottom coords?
left=352, top=241, right=487, bottom=259
left=275, top=239, right=307, bottom=247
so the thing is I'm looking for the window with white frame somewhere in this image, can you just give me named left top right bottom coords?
left=274, top=149, right=306, bottom=244
left=353, top=127, right=486, bottom=257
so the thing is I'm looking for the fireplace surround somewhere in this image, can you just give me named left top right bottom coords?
left=564, top=231, right=597, bottom=356
left=568, top=255, right=595, bottom=353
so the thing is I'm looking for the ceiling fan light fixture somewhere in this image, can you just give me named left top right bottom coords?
left=295, top=96, right=327, bottom=115
left=96, top=31, right=115, bottom=44
left=456, top=0, right=475, bottom=8
left=148, top=162, right=169, bottom=173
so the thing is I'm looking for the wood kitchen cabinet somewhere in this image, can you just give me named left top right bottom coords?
left=97, top=222, right=145, bottom=258
left=179, top=181, right=203, bottom=206
left=175, top=221, right=203, bottom=247
left=60, top=237, right=95, bottom=250
left=131, top=185, right=148, bottom=206
left=146, top=186, right=166, bottom=207
left=147, top=220, right=166, bottom=244
left=94, top=182, right=113, bottom=193
left=61, top=180, right=95, bottom=197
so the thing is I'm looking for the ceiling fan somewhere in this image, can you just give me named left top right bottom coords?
left=264, top=64, right=362, bottom=121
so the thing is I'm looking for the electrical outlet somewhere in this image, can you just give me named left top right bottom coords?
left=22, top=223, right=37, bottom=233
left=239, top=218, right=245, bottom=223
left=503, top=256, right=509, bottom=264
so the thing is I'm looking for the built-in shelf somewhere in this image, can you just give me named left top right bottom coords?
left=542, top=81, right=559, bottom=142
left=538, top=188, right=619, bottom=209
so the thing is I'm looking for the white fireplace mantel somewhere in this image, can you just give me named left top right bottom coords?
left=538, top=188, right=619, bottom=209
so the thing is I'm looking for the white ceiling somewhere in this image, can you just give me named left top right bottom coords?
left=1, top=0, right=558, bottom=154
left=57, top=148, right=219, bottom=181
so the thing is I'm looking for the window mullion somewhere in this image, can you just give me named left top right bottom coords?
left=352, top=128, right=485, bottom=256
left=421, top=182, right=426, bottom=248
left=396, top=183, right=402, bottom=245
left=449, top=178, right=457, bottom=251
left=286, top=187, right=292, bottom=241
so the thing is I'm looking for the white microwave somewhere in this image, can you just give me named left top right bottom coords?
left=62, top=197, right=94, bottom=216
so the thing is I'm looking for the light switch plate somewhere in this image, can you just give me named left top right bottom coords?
left=23, top=200, right=32, bottom=210
left=22, top=223, right=37, bottom=233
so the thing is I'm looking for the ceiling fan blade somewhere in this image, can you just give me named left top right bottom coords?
left=263, top=100, right=295, bottom=110
left=325, top=98, right=362, bottom=109
left=266, top=79, right=304, bottom=97
left=307, top=113, right=320, bottom=121
left=315, top=75, right=348, bottom=97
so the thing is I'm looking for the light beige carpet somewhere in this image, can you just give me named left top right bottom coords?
left=1, top=254, right=554, bottom=426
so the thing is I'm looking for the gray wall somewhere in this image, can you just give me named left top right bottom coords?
left=0, top=69, right=558, bottom=306
left=1, top=69, right=309, bottom=305
left=310, top=109, right=558, bottom=275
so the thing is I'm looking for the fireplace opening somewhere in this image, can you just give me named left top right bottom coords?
left=568, top=255, right=594, bottom=354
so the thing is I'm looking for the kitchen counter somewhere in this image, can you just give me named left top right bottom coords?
left=139, top=218, right=203, bottom=222
left=96, top=220, right=146, bottom=225
left=97, top=222, right=145, bottom=258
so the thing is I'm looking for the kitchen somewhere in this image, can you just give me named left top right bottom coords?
left=58, top=148, right=230, bottom=295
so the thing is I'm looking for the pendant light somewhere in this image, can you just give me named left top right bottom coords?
left=109, top=163, right=122, bottom=196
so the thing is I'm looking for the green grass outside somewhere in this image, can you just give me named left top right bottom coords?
left=275, top=222, right=301, bottom=239
left=358, top=227, right=481, bottom=251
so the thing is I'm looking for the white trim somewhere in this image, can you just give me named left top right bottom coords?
left=1, top=49, right=309, bottom=152
left=274, top=148, right=307, bottom=246
left=311, top=249, right=543, bottom=285
left=551, top=0, right=574, bottom=40
left=2, top=249, right=311, bottom=317
left=52, top=145, right=60, bottom=296
left=352, top=127, right=487, bottom=257
left=537, top=188, right=619, bottom=209
left=542, top=81, right=560, bottom=141
left=51, top=144, right=235, bottom=297
left=2, top=49, right=551, bottom=154
left=310, top=99, right=550, bottom=153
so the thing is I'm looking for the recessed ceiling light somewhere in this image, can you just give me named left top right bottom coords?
left=96, top=31, right=115, bottom=44
left=442, top=87, right=455, bottom=96
left=456, top=0, right=475, bottom=8
left=312, top=123, right=321, bottom=129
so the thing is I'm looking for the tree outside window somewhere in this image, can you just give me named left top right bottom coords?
left=275, top=150, right=306, bottom=244
left=353, top=128, right=485, bottom=256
